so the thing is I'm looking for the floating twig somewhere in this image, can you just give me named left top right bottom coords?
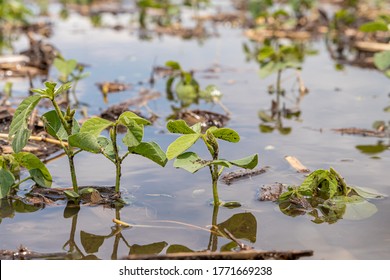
left=124, top=249, right=313, bottom=260
left=285, top=156, right=310, bottom=173
left=220, top=167, right=268, bottom=185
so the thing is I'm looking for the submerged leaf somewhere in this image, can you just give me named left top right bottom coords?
left=217, top=213, right=257, bottom=243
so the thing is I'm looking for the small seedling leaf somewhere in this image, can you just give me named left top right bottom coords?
left=167, top=119, right=197, bottom=134
left=0, top=168, right=16, bottom=199
left=130, top=142, right=168, bottom=167
left=130, top=241, right=168, bottom=255
left=359, top=21, right=388, bottom=32
left=175, top=82, right=198, bottom=105
left=229, top=154, right=258, bottom=170
left=64, top=190, right=80, bottom=199
left=9, top=95, right=42, bottom=152
left=69, top=133, right=102, bottom=153
left=374, top=51, right=390, bottom=71
left=80, top=117, right=113, bottom=137
left=165, top=60, right=181, bottom=70
left=166, top=134, right=201, bottom=160
left=217, top=212, right=257, bottom=243
left=80, top=231, right=105, bottom=254
left=211, top=127, right=240, bottom=143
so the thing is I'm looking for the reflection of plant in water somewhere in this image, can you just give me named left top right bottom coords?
left=355, top=50, right=390, bottom=155
left=166, top=120, right=258, bottom=206
left=277, top=168, right=385, bottom=224
left=244, top=39, right=314, bottom=134
left=0, top=0, right=32, bottom=54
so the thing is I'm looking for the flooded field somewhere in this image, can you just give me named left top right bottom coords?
left=1, top=0, right=389, bottom=259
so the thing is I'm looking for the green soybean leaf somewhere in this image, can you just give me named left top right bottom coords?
left=374, top=51, right=390, bottom=71
left=166, top=134, right=201, bottom=160
left=130, top=142, right=168, bottom=167
left=42, top=110, right=80, bottom=140
left=122, top=119, right=144, bottom=148
left=80, top=117, right=113, bottom=137
left=258, top=45, right=275, bottom=61
left=165, top=60, right=181, bottom=70
left=229, top=154, right=258, bottom=169
left=54, top=82, right=72, bottom=97
left=9, top=95, right=42, bottom=152
left=68, top=133, right=101, bottom=153
left=173, top=152, right=208, bottom=173
left=191, top=122, right=202, bottom=134
left=349, top=186, right=386, bottom=199
left=97, top=137, right=115, bottom=160
left=173, top=152, right=232, bottom=173
left=118, top=111, right=151, bottom=126
left=167, top=120, right=197, bottom=134
left=14, top=152, right=52, bottom=187
left=0, top=168, right=16, bottom=199
left=53, top=58, right=77, bottom=80
left=259, top=61, right=278, bottom=78
left=175, top=82, right=197, bottom=105
left=211, top=127, right=240, bottom=143
left=359, top=21, right=388, bottom=32
left=64, top=190, right=80, bottom=200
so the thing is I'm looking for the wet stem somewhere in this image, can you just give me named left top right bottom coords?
left=110, top=124, right=122, bottom=194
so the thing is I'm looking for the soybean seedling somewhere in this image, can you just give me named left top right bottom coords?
left=166, top=120, right=258, bottom=206
left=9, top=81, right=81, bottom=195
left=68, top=111, right=167, bottom=195
left=0, top=152, right=52, bottom=199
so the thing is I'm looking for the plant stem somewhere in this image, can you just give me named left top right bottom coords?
left=210, top=165, right=220, bottom=206
left=12, top=176, right=33, bottom=189
left=110, top=125, right=122, bottom=194
left=51, top=98, right=79, bottom=192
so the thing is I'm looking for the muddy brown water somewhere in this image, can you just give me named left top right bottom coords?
left=0, top=1, right=389, bottom=259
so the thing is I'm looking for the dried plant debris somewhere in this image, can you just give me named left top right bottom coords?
left=175, top=109, right=230, bottom=130
left=124, top=249, right=313, bottom=260
left=332, top=127, right=386, bottom=138
left=96, top=82, right=131, bottom=94
left=285, top=156, right=310, bottom=173
left=155, top=23, right=208, bottom=39
left=100, top=89, right=161, bottom=122
left=26, top=185, right=120, bottom=207
left=220, top=167, right=268, bottom=185
left=257, top=183, right=288, bottom=202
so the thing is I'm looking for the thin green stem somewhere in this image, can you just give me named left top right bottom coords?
left=51, top=98, right=79, bottom=192
left=110, top=125, right=122, bottom=194
left=12, top=176, right=33, bottom=189
left=210, top=165, right=220, bottom=206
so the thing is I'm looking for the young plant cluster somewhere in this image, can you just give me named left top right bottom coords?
left=2, top=82, right=258, bottom=206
